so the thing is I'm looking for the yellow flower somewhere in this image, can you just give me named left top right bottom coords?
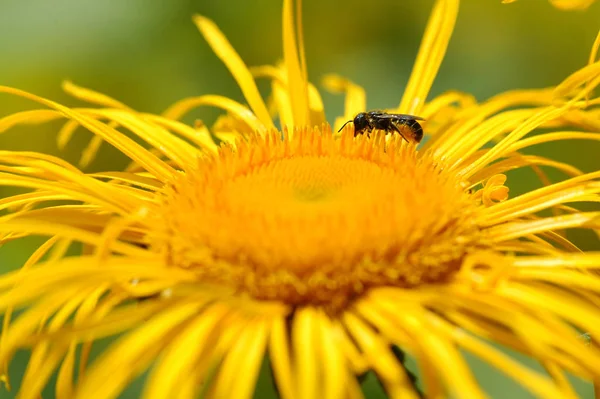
left=1, top=0, right=600, bottom=398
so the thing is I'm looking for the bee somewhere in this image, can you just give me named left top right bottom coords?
left=338, top=111, right=425, bottom=144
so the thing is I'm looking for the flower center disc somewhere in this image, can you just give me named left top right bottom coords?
left=157, top=127, right=482, bottom=309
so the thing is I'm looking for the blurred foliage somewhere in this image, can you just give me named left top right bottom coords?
left=0, top=0, right=599, bottom=398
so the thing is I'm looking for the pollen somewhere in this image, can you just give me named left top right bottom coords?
left=153, top=126, right=485, bottom=310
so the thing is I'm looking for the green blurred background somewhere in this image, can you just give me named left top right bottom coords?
left=0, top=0, right=599, bottom=398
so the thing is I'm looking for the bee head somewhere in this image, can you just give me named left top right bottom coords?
left=353, top=112, right=369, bottom=132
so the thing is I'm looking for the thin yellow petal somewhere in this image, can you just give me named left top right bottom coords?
left=322, top=74, right=366, bottom=132
left=315, top=311, right=346, bottom=399
left=480, top=171, right=600, bottom=224
left=508, top=131, right=600, bottom=153
left=192, top=15, right=273, bottom=128
left=469, top=154, right=584, bottom=187
left=212, top=319, right=269, bottom=399
left=282, top=0, right=310, bottom=126
left=430, top=313, right=571, bottom=399
left=84, top=109, right=200, bottom=169
left=554, top=61, right=600, bottom=100
left=89, top=172, right=161, bottom=191
left=269, top=317, right=296, bottom=399
left=439, top=108, right=537, bottom=164
left=0, top=86, right=175, bottom=181
left=293, top=307, right=318, bottom=399
left=487, top=211, right=600, bottom=242
left=0, top=236, right=59, bottom=389
left=421, top=90, right=477, bottom=119
left=273, top=80, right=295, bottom=127
left=78, top=135, right=104, bottom=168
left=398, top=0, right=459, bottom=115
left=143, top=304, right=229, bottom=399
left=549, top=0, right=597, bottom=10
left=0, top=110, right=62, bottom=133
left=458, top=105, right=571, bottom=177
left=56, top=344, right=76, bottom=399
left=162, top=93, right=265, bottom=132
left=0, top=191, right=65, bottom=213
left=343, top=311, right=419, bottom=399
left=399, top=310, right=488, bottom=399
left=0, top=150, right=84, bottom=174
left=498, top=282, right=600, bottom=341
left=511, top=252, right=600, bottom=268
left=307, top=83, right=326, bottom=127
left=488, top=182, right=599, bottom=224
left=590, top=29, right=600, bottom=66
left=57, top=120, right=80, bottom=150
left=0, top=217, right=147, bottom=257
left=55, top=285, right=108, bottom=399
left=428, top=89, right=554, bottom=153
left=515, top=269, right=600, bottom=292
left=22, top=285, right=104, bottom=399
left=75, top=301, right=204, bottom=399
left=41, top=299, right=173, bottom=346
left=0, top=285, right=86, bottom=368
left=428, top=286, right=600, bottom=378
left=20, top=343, right=69, bottom=399
left=62, top=81, right=131, bottom=110
left=141, top=113, right=218, bottom=154
left=251, top=64, right=325, bottom=127
left=0, top=257, right=186, bottom=299
left=250, top=64, right=294, bottom=126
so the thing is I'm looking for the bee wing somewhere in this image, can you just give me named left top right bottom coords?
left=377, top=113, right=425, bottom=121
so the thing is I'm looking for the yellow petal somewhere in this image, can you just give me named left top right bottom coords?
left=251, top=64, right=325, bottom=128
left=75, top=301, right=205, bottom=399
left=293, top=307, right=318, bottom=399
left=282, top=0, right=310, bottom=126
left=488, top=211, right=600, bottom=242
left=0, top=236, right=59, bottom=390
left=84, top=109, right=199, bottom=169
left=62, top=81, right=131, bottom=110
left=403, top=308, right=488, bottom=399
left=142, top=113, right=217, bottom=154
left=430, top=313, right=571, bottom=399
left=315, top=311, right=346, bottom=399
left=554, top=61, right=600, bottom=101
left=0, top=86, right=175, bottom=181
left=162, top=93, right=265, bottom=132
left=398, top=0, right=459, bottom=115
left=192, top=15, right=274, bottom=128
left=56, top=344, right=76, bottom=399
left=428, top=88, right=554, bottom=154
left=458, top=105, right=572, bottom=177
left=0, top=110, right=62, bottom=133
left=549, top=0, right=597, bottom=10
left=143, top=304, right=229, bottom=399
left=481, top=171, right=600, bottom=224
left=507, top=131, right=600, bottom=152
left=269, top=317, right=296, bottom=399
left=343, top=311, right=420, bottom=399
left=212, top=319, right=269, bottom=399
left=322, top=74, right=366, bottom=132
left=511, top=252, right=600, bottom=268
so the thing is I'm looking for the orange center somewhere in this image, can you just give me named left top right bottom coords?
left=154, top=127, right=484, bottom=309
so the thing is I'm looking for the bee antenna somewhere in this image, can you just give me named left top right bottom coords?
left=338, top=120, right=353, bottom=132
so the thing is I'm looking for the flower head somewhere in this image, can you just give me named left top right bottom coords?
left=1, top=0, right=600, bottom=398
